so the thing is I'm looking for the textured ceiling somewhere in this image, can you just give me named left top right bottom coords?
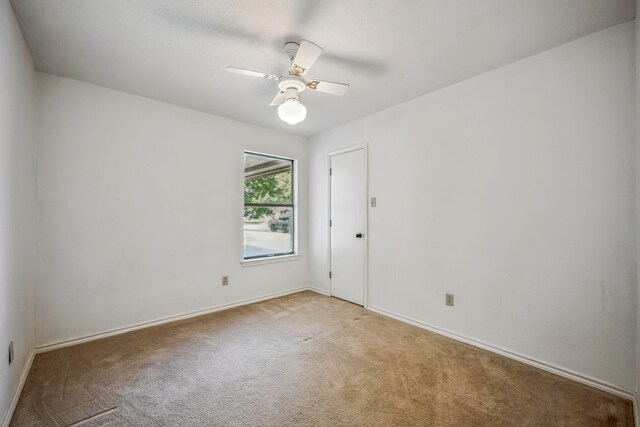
left=11, top=0, right=635, bottom=137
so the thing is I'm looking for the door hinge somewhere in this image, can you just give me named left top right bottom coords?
left=329, top=271, right=332, bottom=279
left=330, top=219, right=332, bottom=227
left=329, top=168, right=332, bottom=176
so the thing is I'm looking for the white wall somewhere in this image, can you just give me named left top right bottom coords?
left=309, top=22, right=636, bottom=391
left=636, top=6, right=640, bottom=416
left=2, top=5, right=637, bottom=421
left=0, top=1, right=38, bottom=423
left=36, top=74, right=308, bottom=346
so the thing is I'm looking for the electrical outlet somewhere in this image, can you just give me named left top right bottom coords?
left=222, top=276, right=229, bottom=286
left=371, top=197, right=377, bottom=207
left=445, top=293, right=454, bottom=306
left=8, top=341, right=14, bottom=365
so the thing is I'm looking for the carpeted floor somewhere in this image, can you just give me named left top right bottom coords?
left=11, top=291, right=634, bottom=426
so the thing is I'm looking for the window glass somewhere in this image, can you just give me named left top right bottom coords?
left=243, top=153, right=294, bottom=259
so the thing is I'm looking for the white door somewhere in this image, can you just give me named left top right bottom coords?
left=330, top=148, right=365, bottom=305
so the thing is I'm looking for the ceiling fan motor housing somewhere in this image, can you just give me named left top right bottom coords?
left=279, top=75, right=306, bottom=94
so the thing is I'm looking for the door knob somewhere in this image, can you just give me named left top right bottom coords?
left=355, top=233, right=363, bottom=238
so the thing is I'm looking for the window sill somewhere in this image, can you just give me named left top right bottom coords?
left=241, top=254, right=300, bottom=267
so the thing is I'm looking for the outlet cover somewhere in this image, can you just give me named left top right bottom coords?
left=445, top=293, right=454, bottom=306
left=222, top=276, right=229, bottom=286
left=8, top=341, right=14, bottom=365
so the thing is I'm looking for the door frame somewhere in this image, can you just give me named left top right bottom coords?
left=327, top=143, right=369, bottom=307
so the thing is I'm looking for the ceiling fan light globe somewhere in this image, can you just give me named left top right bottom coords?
left=278, top=99, right=307, bottom=125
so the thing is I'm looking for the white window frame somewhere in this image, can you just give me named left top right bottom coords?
left=241, top=151, right=299, bottom=267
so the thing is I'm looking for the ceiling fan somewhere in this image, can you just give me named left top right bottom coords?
left=226, top=40, right=349, bottom=125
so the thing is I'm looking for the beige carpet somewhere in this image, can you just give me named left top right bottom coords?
left=11, top=291, right=633, bottom=426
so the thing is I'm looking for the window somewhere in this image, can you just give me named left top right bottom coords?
left=243, top=152, right=295, bottom=260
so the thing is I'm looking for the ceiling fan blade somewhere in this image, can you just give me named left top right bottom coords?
left=291, top=40, right=323, bottom=76
left=270, top=91, right=287, bottom=106
left=226, top=66, right=279, bottom=80
left=307, top=80, right=350, bottom=96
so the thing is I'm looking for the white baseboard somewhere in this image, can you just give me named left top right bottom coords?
left=5, top=287, right=311, bottom=427
left=2, top=349, right=35, bottom=427
left=367, top=305, right=634, bottom=401
left=12, top=290, right=635, bottom=425
left=634, top=391, right=639, bottom=427
left=36, top=287, right=310, bottom=353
